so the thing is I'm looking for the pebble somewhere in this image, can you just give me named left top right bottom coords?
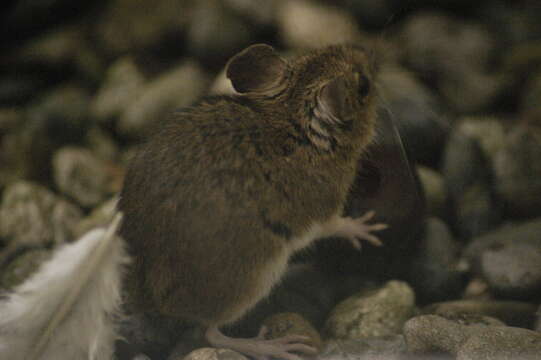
left=321, top=336, right=407, bottom=360
left=377, top=65, right=450, bottom=167
left=277, top=0, right=364, bottom=49
left=442, top=127, right=502, bottom=239
left=118, top=61, right=209, bottom=138
left=417, top=166, right=447, bottom=218
left=0, top=181, right=82, bottom=267
left=404, top=314, right=541, bottom=359
left=325, top=280, right=415, bottom=339
left=94, top=0, right=191, bottom=55
left=399, top=12, right=503, bottom=113
left=12, top=25, right=104, bottom=83
left=52, top=147, right=117, bottom=208
left=180, top=348, right=247, bottom=360
left=424, top=300, right=538, bottom=328
left=493, top=122, right=541, bottom=218
left=262, top=312, right=322, bottom=352
left=521, top=71, right=541, bottom=116
left=186, top=0, right=252, bottom=65
left=464, top=218, right=541, bottom=299
left=457, top=117, right=506, bottom=162
left=90, top=57, right=147, bottom=124
left=481, top=242, right=541, bottom=300
left=408, top=217, right=464, bottom=303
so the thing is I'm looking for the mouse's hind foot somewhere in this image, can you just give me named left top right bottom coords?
left=205, top=325, right=317, bottom=360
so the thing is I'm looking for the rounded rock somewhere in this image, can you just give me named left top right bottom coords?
left=325, top=280, right=415, bottom=339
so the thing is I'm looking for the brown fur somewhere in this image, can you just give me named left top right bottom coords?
left=118, top=44, right=377, bottom=326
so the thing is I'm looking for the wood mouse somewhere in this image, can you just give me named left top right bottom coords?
left=117, top=43, right=386, bottom=360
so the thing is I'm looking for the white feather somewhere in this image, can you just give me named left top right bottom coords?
left=0, top=213, right=130, bottom=360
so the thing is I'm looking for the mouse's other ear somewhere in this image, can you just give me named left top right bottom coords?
left=314, top=76, right=351, bottom=125
left=226, top=44, right=288, bottom=95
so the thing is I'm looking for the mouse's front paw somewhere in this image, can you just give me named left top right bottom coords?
left=335, top=210, right=387, bottom=250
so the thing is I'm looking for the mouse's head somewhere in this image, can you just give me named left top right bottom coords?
left=226, top=44, right=377, bottom=153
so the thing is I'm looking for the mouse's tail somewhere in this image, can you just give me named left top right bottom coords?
left=0, top=213, right=130, bottom=360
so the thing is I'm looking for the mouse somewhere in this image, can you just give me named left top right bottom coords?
left=117, top=43, right=387, bottom=360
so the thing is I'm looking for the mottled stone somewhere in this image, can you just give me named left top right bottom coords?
left=118, top=61, right=209, bottom=138
left=180, top=348, right=247, bottom=360
left=399, top=12, right=504, bottom=113
left=325, top=281, right=415, bottom=339
left=262, top=312, right=322, bottom=352
left=442, top=128, right=502, bottom=238
left=186, top=0, right=252, bottom=64
left=378, top=65, right=450, bottom=166
left=277, top=0, right=364, bottom=49
left=90, top=57, right=147, bottom=124
left=321, top=336, right=407, bottom=360
left=481, top=242, right=541, bottom=299
left=53, top=147, right=116, bottom=208
left=409, top=217, right=464, bottom=304
left=493, top=122, right=541, bottom=218
left=417, top=166, right=447, bottom=218
left=424, top=300, right=538, bottom=328
left=457, top=117, right=506, bottom=161
left=404, top=314, right=541, bottom=359
left=464, top=218, right=541, bottom=299
left=94, top=0, right=191, bottom=55
left=0, top=181, right=82, bottom=266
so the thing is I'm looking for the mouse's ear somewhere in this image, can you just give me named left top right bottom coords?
left=226, top=44, right=288, bottom=95
left=314, top=76, right=351, bottom=125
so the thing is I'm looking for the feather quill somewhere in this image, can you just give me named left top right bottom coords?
left=0, top=212, right=129, bottom=360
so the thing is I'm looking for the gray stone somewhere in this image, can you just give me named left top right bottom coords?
left=399, top=12, right=504, bottom=113
left=0, top=108, right=27, bottom=187
left=0, top=181, right=82, bottom=266
left=535, top=306, right=541, bottom=332
left=186, top=0, right=252, bottom=63
left=262, top=312, right=322, bottom=352
left=12, top=25, right=104, bottom=82
left=423, top=300, right=538, bottom=328
left=442, top=128, right=502, bottom=239
left=223, top=0, right=278, bottom=25
left=464, top=219, right=541, bottom=299
left=409, top=217, right=464, bottom=303
left=417, top=166, right=447, bottom=218
left=493, top=122, right=541, bottom=218
left=378, top=65, right=450, bottom=166
left=404, top=314, right=541, bottom=359
left=85, top=126, right=120, bottom=162
left=118, top=61, right=209, bottom=138
left=90, top=57, right=147, bottom=124
left=521, top=71, right=541, bottom=116
left=94, top=0, right=191, bottom=55
left=180, top=348, right=248, bottom=360
left=53, top=147, right=116, bottom=208
left=481, top=242, right=541, bottom=299
left=277, top=0, right=364, bottom=49
left=457, top=117, right=506, bottom=162
left=321, top=336, right=407, bottom=360
left=325, top=280, right=415, bottom=339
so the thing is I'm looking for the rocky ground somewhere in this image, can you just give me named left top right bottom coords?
left=1, top=0, right=541, bottom=359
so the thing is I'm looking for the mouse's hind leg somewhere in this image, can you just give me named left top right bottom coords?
left=205, top=325, right=317, bottom=360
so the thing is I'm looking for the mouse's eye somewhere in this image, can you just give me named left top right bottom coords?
left=357, top=73, right=371, bottom=99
